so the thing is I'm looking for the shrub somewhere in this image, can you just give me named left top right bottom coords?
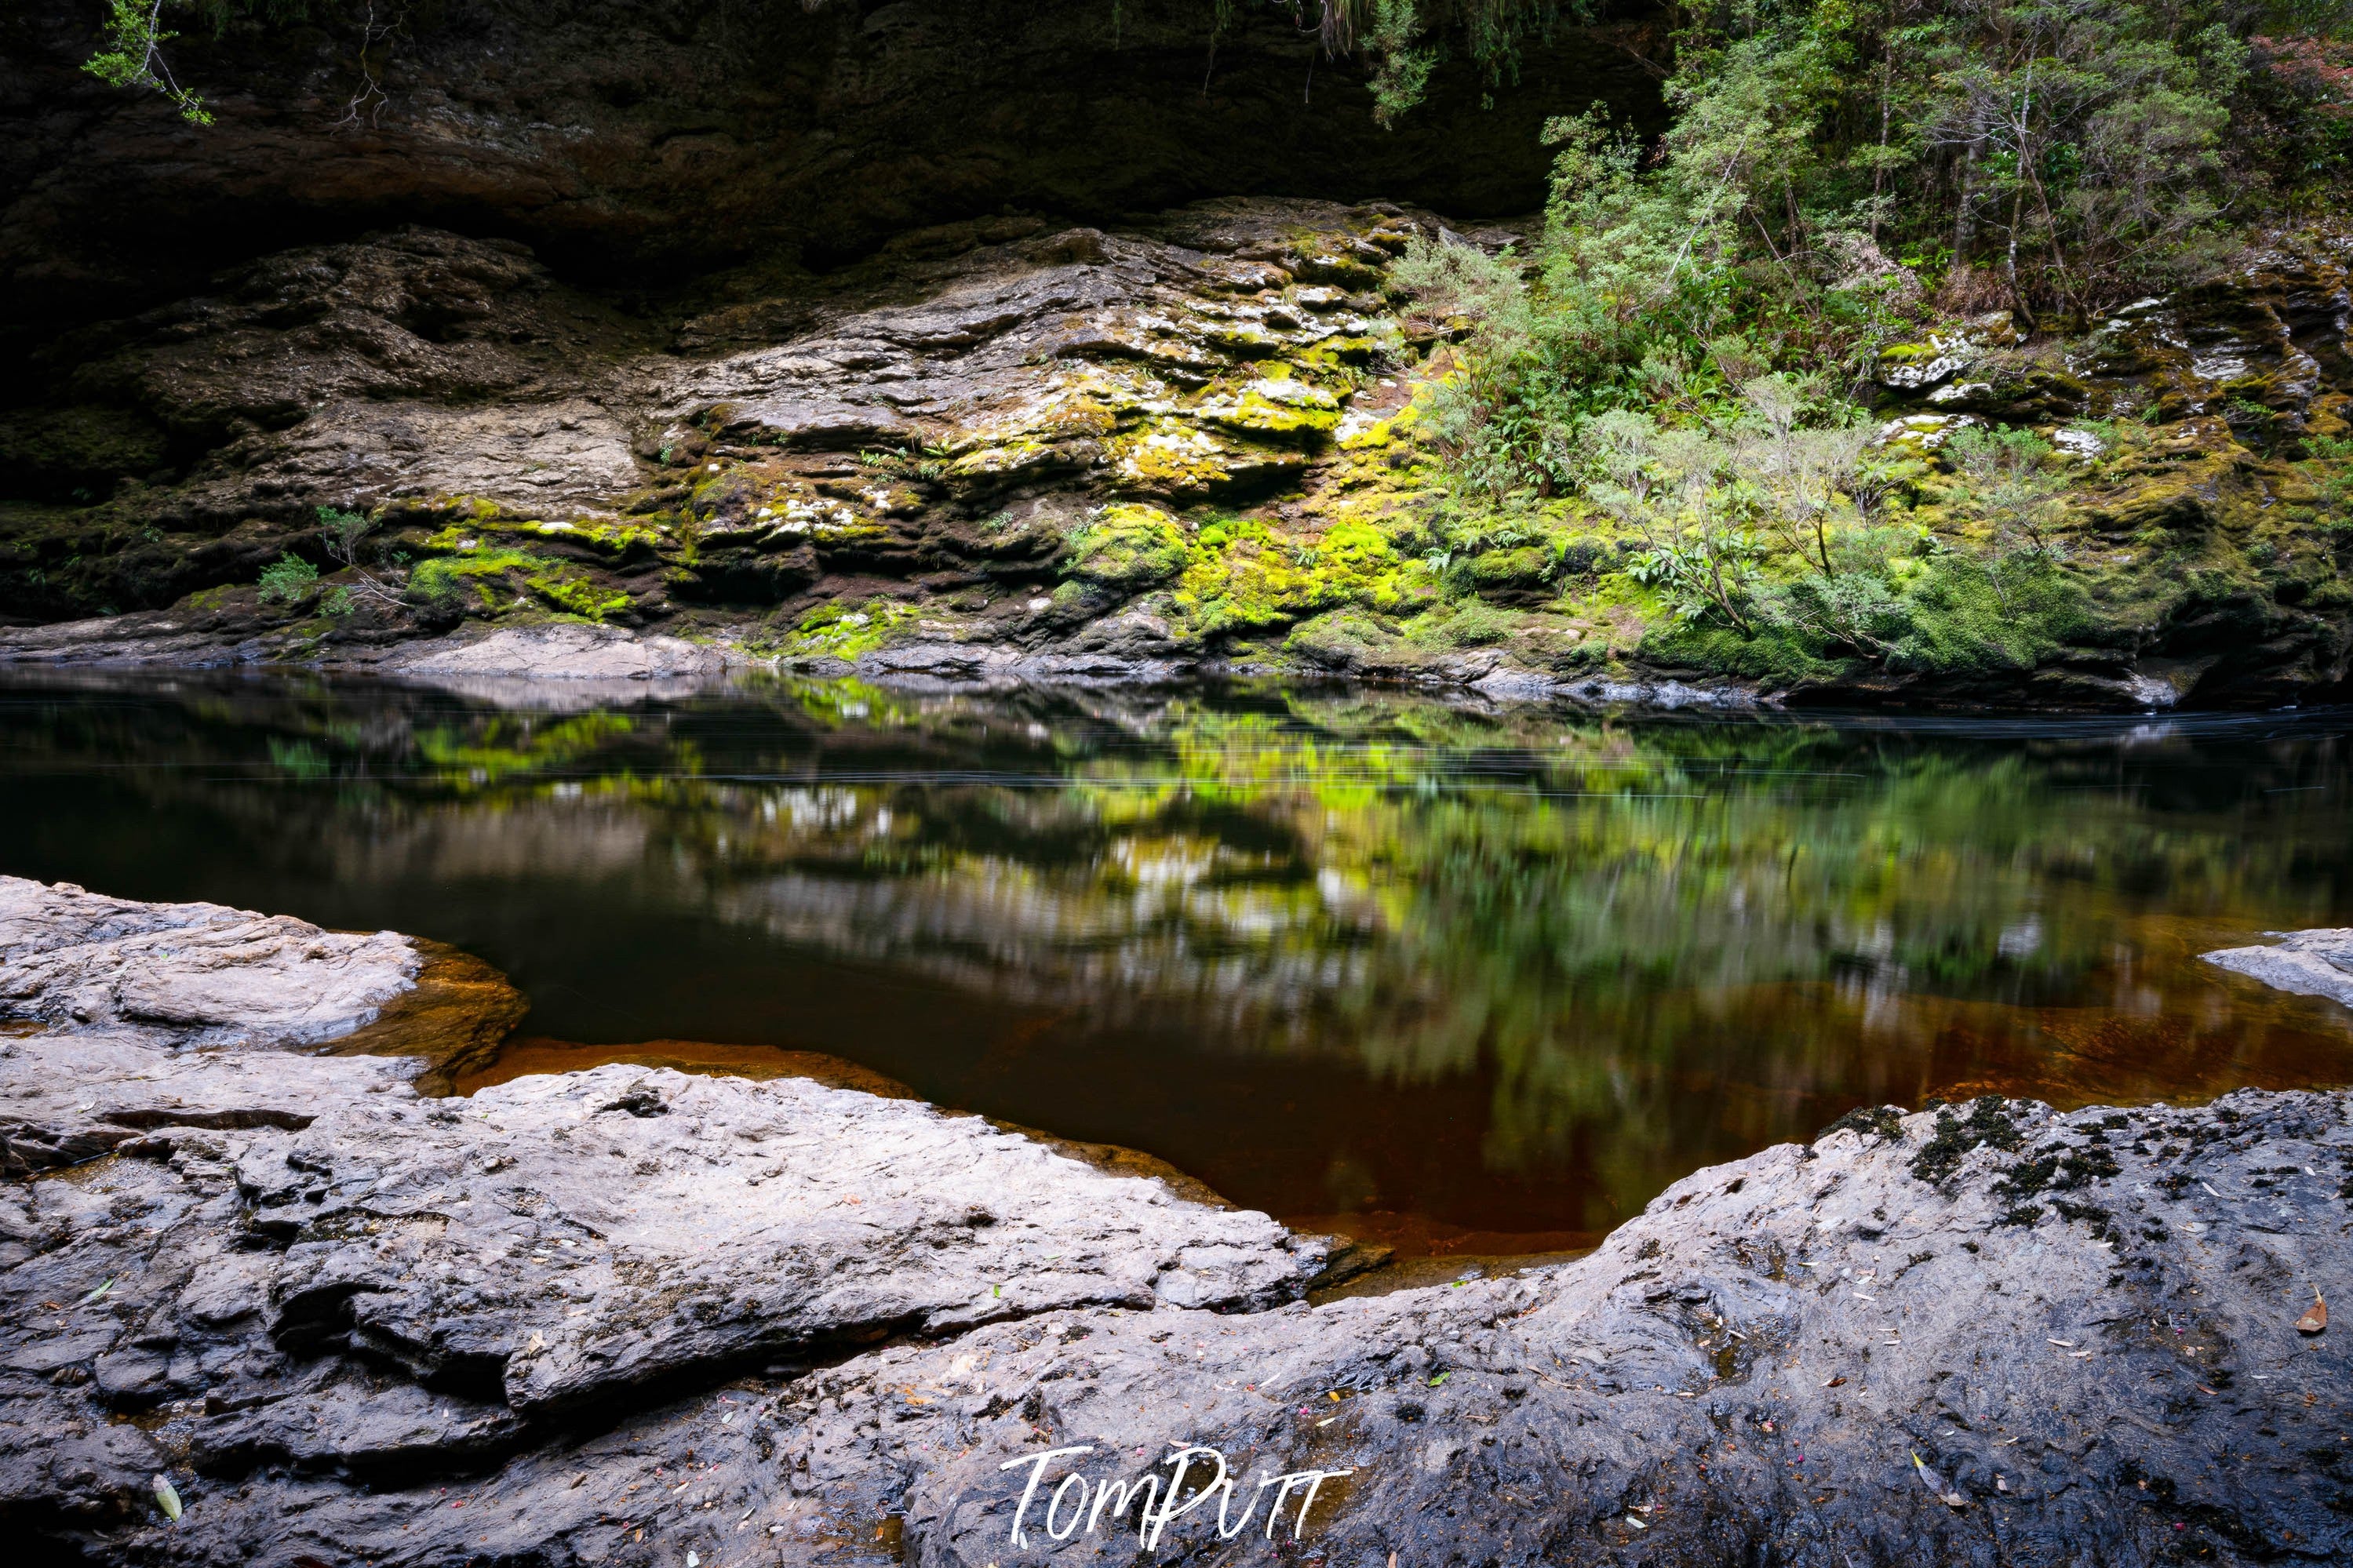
left=255, top=551, right=318, bottom=606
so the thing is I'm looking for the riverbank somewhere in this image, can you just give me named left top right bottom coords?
left=2, top=875, right=2345, bottom=1565
left=5, top=201, right=2352, bottom=710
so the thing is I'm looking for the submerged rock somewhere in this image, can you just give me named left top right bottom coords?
left=2204, top=927, right=2353, bottom=1009
left=1, top=878, right=2348, bottom=1565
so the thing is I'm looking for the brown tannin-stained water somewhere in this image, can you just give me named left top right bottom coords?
left=5, top=671, right=2352, bottom=1257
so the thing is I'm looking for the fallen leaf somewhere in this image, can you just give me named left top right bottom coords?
left=2046, top=1338, right=2074, bottom=1348
left=1427, top=1372, right=1449, bottom=1387
left=2297, top=1289, right=2327, bottom=1335
left=78, top=1278, right=115, bottom=1307
left=1910, top=1450, right=1967, bottom=1507
left=1623, top=1515, right=1648, bottom=1530
left=523, top=1331, right=545, bottom=1355
left=1822, top=1376, right=1846, bottom=1388
left=152, top=1474, right=183, bottom=1523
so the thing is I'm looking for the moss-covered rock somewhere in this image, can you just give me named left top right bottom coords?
left=1069, top=504, right=1189, bottom=589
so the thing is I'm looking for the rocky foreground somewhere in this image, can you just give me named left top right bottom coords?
left=2, top=875, right=2348, bottom=1566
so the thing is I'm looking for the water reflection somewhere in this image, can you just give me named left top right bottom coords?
left=3, top=671, right=2350, bottom=1253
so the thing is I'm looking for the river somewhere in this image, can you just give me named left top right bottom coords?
left=5, top=671, right=2350, bottom=1258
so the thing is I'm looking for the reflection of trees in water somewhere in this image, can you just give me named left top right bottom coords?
left=6, top=674, right=2351, bottom=1217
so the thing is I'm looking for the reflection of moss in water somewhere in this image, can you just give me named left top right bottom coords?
left=942, top=696, right=2351, bottom=1216
left=414, top=712, right=640, bottom=787
left=267, top=737, right=331, bottom=780
left=10, top=674, right=2352, bottom=1235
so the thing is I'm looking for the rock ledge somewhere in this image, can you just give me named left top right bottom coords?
left=1, top=878, right=2347, bottom=1566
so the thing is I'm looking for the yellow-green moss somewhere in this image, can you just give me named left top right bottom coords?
left=781, top=598, right=920, bottom=657
left=1195, top=377, right=1342, bottom=446
left=1173, top=515, right=1422, bottom=637
left=409, top=548, right=634, bottom=622
left=1069, top=503, right=1190, bottom=588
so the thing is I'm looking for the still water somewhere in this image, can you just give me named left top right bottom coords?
left=5, top=672, right=2351, bottom=1256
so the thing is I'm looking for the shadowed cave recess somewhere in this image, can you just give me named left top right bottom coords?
left=0, top=0, right=1663, bottom=340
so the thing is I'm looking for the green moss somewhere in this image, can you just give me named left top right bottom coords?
left=1886, top=555, right=2093, bottom=678
left=1910, top=1097, right=2024, bottom=1188
left=1196, top=377, right=1343, bottom=446
left=527, top=570, right=633, bottom=622
left=1173, top=515, right=1413, bottom=639
left=409, top=548, right=548, bottom=612
left=1402, top=598, right=1519, bottom=648
left=1459, top=544, right=1557, bottom=599
left=406, top=548, right=633, bottom=622
left=781, top=598, right=920, bottom=658
left=1068, top=503, right=1189, bottom=589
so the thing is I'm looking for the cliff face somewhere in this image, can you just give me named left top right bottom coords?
left=5, top=3, right=2350, bottom=708
left=0, top=0, right=1663, bottom=341
left=5, top=209, right=2351, bottom=710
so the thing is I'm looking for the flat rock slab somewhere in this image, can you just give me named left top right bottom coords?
left=375, top=623, right=734, bottom=681
left=2204, top=927, right=2353, bottom=1008
left=0, top=879, right=418, bottom=1047
left=2, top=882, right=2349, bottom=1568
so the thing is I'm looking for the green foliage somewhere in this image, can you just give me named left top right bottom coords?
left=254, top=551, right=317, bottom=606
left=1386, top=0, right=2353, bottom=683
left=319, top=584, right=357, bottom=618
left=2296, top=433, right=2353, bottom=526
left=1943, top=426, right=2069, bottom=556
left=1361, top=0, right=1437, bottom=127
left=83, top=0, right=212, bottom=124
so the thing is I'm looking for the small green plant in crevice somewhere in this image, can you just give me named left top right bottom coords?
left=255, top=551, right=319, bottom=606
left=860, top=442, right=956, bottom=484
